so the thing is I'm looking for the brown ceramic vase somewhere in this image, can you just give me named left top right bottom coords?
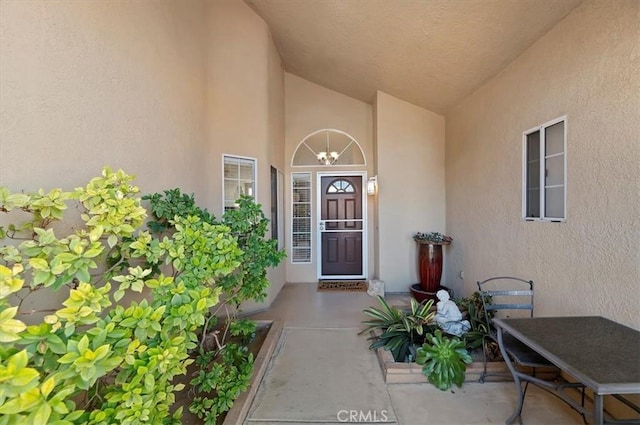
left=418, top=242, right=444, bottom=293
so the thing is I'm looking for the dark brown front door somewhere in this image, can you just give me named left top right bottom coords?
left=320, top=176, right=363, bottom=277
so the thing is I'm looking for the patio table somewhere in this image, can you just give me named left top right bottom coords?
left=493, top=316, right=640, bottom=425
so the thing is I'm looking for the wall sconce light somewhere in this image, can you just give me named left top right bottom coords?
left=367, top=176, right=378, bottom=195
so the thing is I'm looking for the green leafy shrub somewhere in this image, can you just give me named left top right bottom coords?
left=190, top=343, right=253, bottom=425
left=416, top=329, right=472, bottom=391
left=144, top=189, right=285, bottom=424
left=219, top=196, right=286, bottom=306
left=360, top=296, right=436, bottom=362
left=0, top=168, right=241, bottom=424
left=142, top=188, right=215, bottom=234
left=456, top=292, right=500, bottom=361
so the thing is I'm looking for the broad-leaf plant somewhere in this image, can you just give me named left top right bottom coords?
left=0, top=168, right=276, bottom=424
left=142, top=190, right=286, bottom=424
left=416, top=329, right=473, bottom=391
left=360, top=296, right=436, bottom=362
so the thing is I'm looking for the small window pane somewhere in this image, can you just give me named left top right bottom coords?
left=295, top=188, right=310, bottom=203
left=293, top=176, right=310, bottom=188
left=339, top=141, right=365, bottom=165
left=292, top=248, right=311, bottom=262
left=224, top=162, right=238, bottom=179
left=525, top=130, right=541, bottom=218
left=527, top=131, right=540, bottom=161
left=527, top=189, right=540, bottom=217
left=224, top=180, right=239, bottom=200
left=545, top=122, right=564, bottom=156
left=240, top=163, right=253, bottom=180
left=292, top=217, right=311, bottom=232
left=292, top=146, right=319, bottom=166
left=292, top=233, right=310, bottom=243
left=545, top=186, right=564, bottom=218
left=240, top=181, right=253, bottom=197
left=527, top=159, right=540, bottom=190
left=293, top=204, right=310, bottom=217
left=545, top=155, right=564, bottom=187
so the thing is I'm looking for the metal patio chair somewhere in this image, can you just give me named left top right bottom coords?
left=477, top=277, right=589, bottom=424
left=476, top=277, right=559, bottom=384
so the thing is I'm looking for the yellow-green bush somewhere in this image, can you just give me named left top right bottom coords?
left=0, top=168, right=241, bottom=425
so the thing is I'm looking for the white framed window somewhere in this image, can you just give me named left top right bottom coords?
left=291, top=172, right=312, bottom=263
left=223, top=155, right=256, bottom=211
left=523, top=116, right=566, bottom=222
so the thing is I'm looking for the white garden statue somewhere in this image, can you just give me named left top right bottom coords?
left=434, top=289, right=471, bottom=337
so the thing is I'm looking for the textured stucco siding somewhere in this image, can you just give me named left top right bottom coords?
left=0, top=0, right=287, bottom=312
left=200, top=0, right=288, bottom=310
left=376, top=92, right=446, bottom=292
left=204, top=0, right=286, bottom=310
left=445, top=0, right=640, bottom=329
left=0, top=0, right=208, bottom=196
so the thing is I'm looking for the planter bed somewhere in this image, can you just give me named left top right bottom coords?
left=222, top=320, right=283, bottom=425
left=176, top=320, right=283, bottom=425
left=373, top=340, right=510, bottom=384
left=371, top=330, right=557, bottom=385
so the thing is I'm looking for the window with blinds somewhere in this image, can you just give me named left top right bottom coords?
left=291, top=172, right=312, bottom=263
left=223, top=155, right=256, bottom=211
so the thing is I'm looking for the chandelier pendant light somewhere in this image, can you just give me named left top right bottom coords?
left=317, top=131, right=340, bottom=165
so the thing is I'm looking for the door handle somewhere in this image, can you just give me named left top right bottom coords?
left=319, top=221, right=325, bottom=231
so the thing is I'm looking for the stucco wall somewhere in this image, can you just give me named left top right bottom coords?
left=0, top=0, right=286, bottom=313
left=204, top=0, right=286, bottom=310
left=264, top=17, right=287, bottom=306
left=0, top=0, right=208, bottom=195
left=284, top=73, right=374, bottom=283
left=376, top=92, right=446, bottom=293
left=445, top=0, right=640, bottom=329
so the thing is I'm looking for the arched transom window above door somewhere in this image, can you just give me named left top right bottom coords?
left=292, top=129, right=366, bottom=167
left=327, top=179, right=355, bottom=193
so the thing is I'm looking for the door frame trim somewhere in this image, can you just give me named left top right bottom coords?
left=316, top=171, right=368, bottom=280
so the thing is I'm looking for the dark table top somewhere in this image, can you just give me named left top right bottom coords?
left=493, top=316, right=640, bottom=394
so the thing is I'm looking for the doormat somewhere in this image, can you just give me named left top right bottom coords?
left=317, top=280, right=367, bottom=292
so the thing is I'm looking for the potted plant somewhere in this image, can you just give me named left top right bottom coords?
left=410, top=232, right=452, bottom=302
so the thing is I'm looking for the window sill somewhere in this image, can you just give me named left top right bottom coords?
left=523, top=218, right=566, bottom=223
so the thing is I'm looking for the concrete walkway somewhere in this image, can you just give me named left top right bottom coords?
left=248, top=283, right=581, bottom=425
